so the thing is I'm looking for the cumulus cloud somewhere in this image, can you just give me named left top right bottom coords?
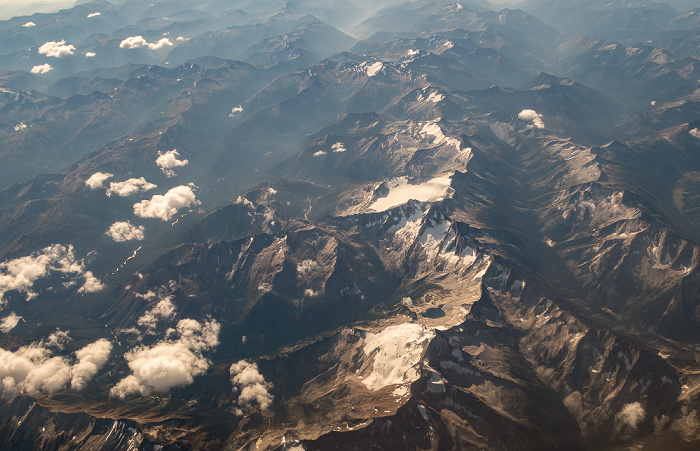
left=618, top=402, right=645, bottom=429
left=0, top=244, right=101, bottom=306
left=313, top=150, right=326, bottom=157
left=689, top=128, right=700, bottom=139
left=133, top=185, right=198, bottom=221
left=119, top=36, right=172, bottom=50
left=70, top=339, right=112, bottom=390
left=137, top=297, right=176, bottom=332
left=106, top=177, right=157, bottom=197
left=0, top=334, right=112, bottom=398
left=23, top=22, right=36, bottom=27
left=230, top=360, right=274, bottom=415
left=31, top=63, right=53, bottom=74
left=87, top=12, right=101, bottom=18
left=38, top=40, right=75, bottom=58
left=78, top=271, right=104, bottom=294
left=148, top=38, right=173, bottom=50
left=518, top=109, right=545, bottom=129
left=106, top=221, right=145, bottom=242
left=0, top=312, right=22, bottom=333
left=85, top=172, right=113, bottom=189
left=176, top=36, right=189, bottom=42
left=85, top=51, right=96, bottom=58
left=156, top=149, right=188, bottom=177
left=110, top=318, right=220, bottom=398
left=120, top=35, right=148, bottom=49
left=13, top=122, right=27, bottom=131
left=297, top=259, right=320, bottom=278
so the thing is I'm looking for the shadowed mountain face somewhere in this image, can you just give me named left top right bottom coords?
left=1, top=0, right=700, bottom=450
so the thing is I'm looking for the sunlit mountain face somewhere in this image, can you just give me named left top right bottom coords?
left=1, top=0, right=700, bottom=449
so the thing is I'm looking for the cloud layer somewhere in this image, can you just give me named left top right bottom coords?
left=85, top=172, right=113, bottom=189
left=119, top=36, right=173, bottom=50
left=106, top=177, right=157, bottom=197
left=106, top=221, right=145, bottom=242
left=110, top=318, right=220, bottom=398
left=230, top=360, right=274, bottom=415
left=31, top=63, right=53, bottom=74
left=518, top=109, right=545, bottom=129
left=38, top=40, right=75, bottom=58
left=0, top=335, right=112, bottom=397
left=156, top=149, right=188, bottom=177
left=0, top=244, right=103, bottom=306
left=133, top=185, right=197, bottom=221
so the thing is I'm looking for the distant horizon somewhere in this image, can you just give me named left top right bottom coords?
left=0, top=0, right=79, bottom=20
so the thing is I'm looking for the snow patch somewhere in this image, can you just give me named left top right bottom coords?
left=361, top=323, right=435, bottom=391
left=365, top=62, right=383, bottom=77
left=370, top=175, right=452, bottom=212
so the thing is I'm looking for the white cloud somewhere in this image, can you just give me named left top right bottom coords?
left=119, top=36, right=172, bottom=50
left=156, top=149, right=188, bottom=177
left=78, top=271, right=104, bottom=294
left=137, top=297, right=176, bottom=332
left=229, top=106, right=243, bottom=117
left=618, top=402, right=645, bottom=429
left=13, top=122, right=27, bottom=131
left=87, top=12, right=101, bottom=18
left=22, top=22, right=35, bottom=28
left=106, top=221, right=145, bottom=242
left=120, top=36, right=148, bottom=49
left=304, top=288, right=317, bottom=297
left=313, top=150, right=326, bottom=157
left=46, top=329, right=71, bottom=349
left=110, top=318, right=220, bottom=398
left=689, top=128, right=700, bottom=139
left=297, top=259, right=320, bottom=278
left=0, top=333, right=112, bottom=398
left=148, top=38, right=173, bottom=50
left=106, top=177, right=157, bottom=197
left=0, top=312, right=21, bottom=333
left=518, top=109, right=545, bottom=129
left=133, top=185, right=198, bottom=221
left=332, top=142, right=346, bottom=153
left=229, top=360, right=274, bottom=415
left=176, top=36, right=189, bottom=42
left=0, top=244, right=99, bottom=306
left=70, top=339, right=112, bottom=390
left=85, top=51, right=96, bottom=58
left=31, top=63, right=53, bottom=74
left=85, top=172, right=113, bottom=189
left=38, top=40, right=75, bottom=58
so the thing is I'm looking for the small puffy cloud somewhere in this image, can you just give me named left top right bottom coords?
left=85, top=172, right=113, bottom=189
left=176, top=36, right=189, bottom=42
left=46, top=329, right=71, bottom=349
left=106, top=221, right=145, bottom=242
left=518, top=109, right=545, bottom=129
left=110, top=318, right=220, bottom=398
left=689, top=128, right=700, bottom=139
left=229, top=106, right=243, bottom=117
left=87, top=12, right=101, bottom=18
left=133, top=185, right=197, bottom=221
left=304, top=288, right=317, bottom=297
left=38, top=40, right=75, bottom=58
left=23, top=22, right=36, bottom=28
left=137, top=297, right=176, bottom=332
left=0, top=331, right=112, bottom=397
left=332, top=142, right=346, bottom=153
left=297, top=259, right=320, bottom=278
left=156, top=149, right=188, bottom=177
left=120, top=35, right=148, bottom=49
left=0, top=312, right=22, bottom=333
left=618, top=402, right=645, bottom=429
left=148, top=38, right=173, bottom=50
left=313, top=150, right=326, bottom=157
left=85, top=51, right=96, bottom=58
left=78, top=271, right=104, bottom=294
left=106, top=177, right=157, bottom=197
left=31, top=64, right=53, bottom=74
left=0, top=244, right=94, bottom=306
left=13, top=122, right=27, bottom=131
left=70, top=339, right=112, bottom=390
left=230, top=360, right=274, bottom=415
